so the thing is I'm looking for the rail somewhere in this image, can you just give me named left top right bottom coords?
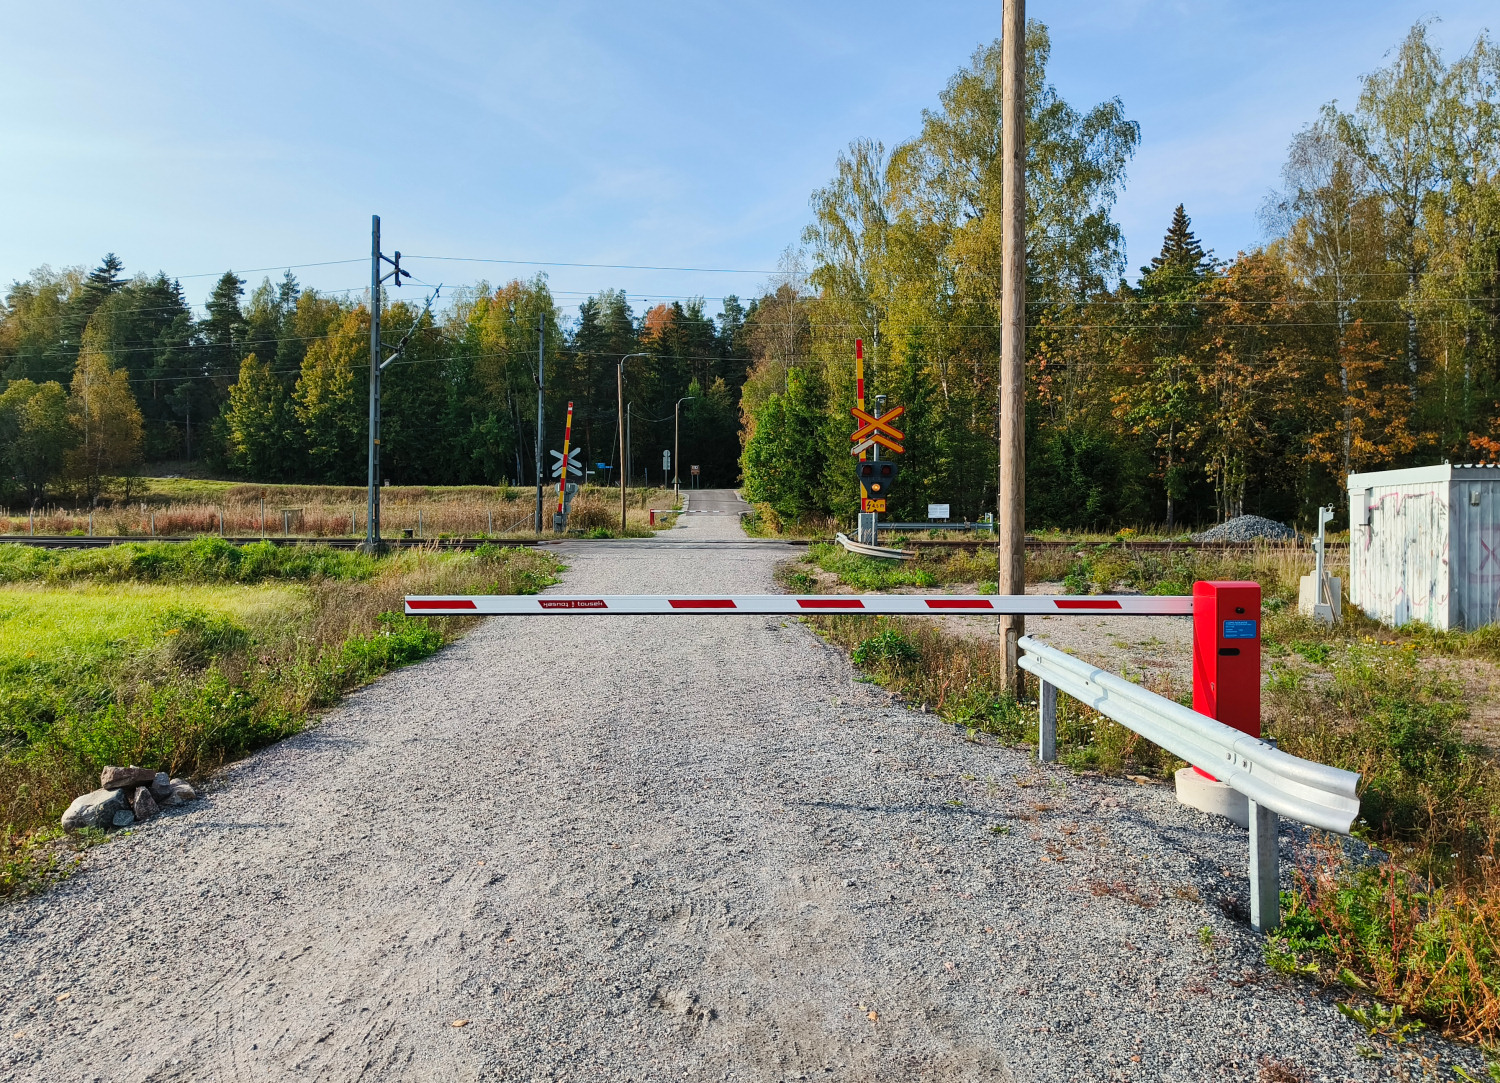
left=1017, top=634, right=1360, bottom=931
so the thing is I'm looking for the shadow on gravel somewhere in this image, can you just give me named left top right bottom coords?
left=805, top=799, right=995, bottom=820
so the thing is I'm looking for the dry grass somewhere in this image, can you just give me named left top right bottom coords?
left=2, top=485, right=678, bottom=539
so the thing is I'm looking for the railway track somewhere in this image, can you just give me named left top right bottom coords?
left=0, top=534, right=1336, bottom=552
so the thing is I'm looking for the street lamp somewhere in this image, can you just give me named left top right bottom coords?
left=617, top=352, right=651, bottom=533
left=674, top=395, right=697, bottom=498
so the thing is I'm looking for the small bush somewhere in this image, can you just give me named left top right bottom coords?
left=852, top=629, right=920, bottom=673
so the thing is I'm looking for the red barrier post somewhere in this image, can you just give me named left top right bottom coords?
left=1191, top=580, right=1262, bottom=780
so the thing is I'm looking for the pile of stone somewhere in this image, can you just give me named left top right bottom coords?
left=1191, top=514, right=1298, bottom=543
left=60, top=766, right=198, bottom=830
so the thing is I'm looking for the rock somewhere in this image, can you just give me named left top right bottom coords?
left=111, top=810, right=136, bottom=828
left=100, top=765, right=156, bottom=790
left=60, top=788, right=127, bottom=830
left=168, top=779, right=197, bottom=803
left=132, top=786, right=160, bottom=822
left=149, top=772, right=173, bottom=801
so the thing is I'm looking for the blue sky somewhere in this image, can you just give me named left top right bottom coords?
left=1, top=1, right=1493, bottom=318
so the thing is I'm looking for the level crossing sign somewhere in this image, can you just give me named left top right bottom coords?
left=550, top=447, right=583, bottom=479
left=849, top=405, right=905, bottom=456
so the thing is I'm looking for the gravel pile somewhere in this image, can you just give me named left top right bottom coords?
left=1192, top=514, right=1297, bottom=543
left=0, top=496, right=1481, bottom=1081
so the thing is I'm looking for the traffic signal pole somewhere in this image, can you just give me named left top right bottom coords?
left=534, top=313, right=545, bottom=533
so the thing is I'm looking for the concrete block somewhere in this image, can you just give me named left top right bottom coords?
left=1298, top=573, right=1341, bottom=625
left=1175, top=766, right=1248, bottom=829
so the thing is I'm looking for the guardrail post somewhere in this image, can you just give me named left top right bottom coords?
left=1248, top=799, right=1280, bottom=933
left=1038, top=680, right=1057, bottom=763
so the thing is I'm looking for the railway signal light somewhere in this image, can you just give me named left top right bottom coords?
left=857, top=460, right=899, bottom=499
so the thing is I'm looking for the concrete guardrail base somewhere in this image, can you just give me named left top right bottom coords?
left=1175, top=767, right=1249, bottom=829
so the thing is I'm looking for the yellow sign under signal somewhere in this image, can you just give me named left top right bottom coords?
left=862, top=498, right=887, bottom=513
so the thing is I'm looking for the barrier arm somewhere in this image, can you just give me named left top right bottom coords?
left=405, top=594, right=1195, bottom=616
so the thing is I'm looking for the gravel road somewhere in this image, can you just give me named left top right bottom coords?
left=0, top=493, right=1480, bottom=1082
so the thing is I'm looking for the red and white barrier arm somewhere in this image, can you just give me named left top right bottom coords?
left=404, top=594, right=1195, bottom=616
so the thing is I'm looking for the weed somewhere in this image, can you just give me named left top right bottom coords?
left=1337, top=1001, right=1425, bottom=1043
left=1257, top=1058, right=1310, bottom=1083
left=1199, top=924, right=1213, bottom=948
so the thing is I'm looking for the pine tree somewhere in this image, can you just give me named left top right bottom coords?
left=1147, top=205, right=1213, bottom=277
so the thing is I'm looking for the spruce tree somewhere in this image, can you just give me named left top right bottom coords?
left=1147, top=205, right=1213, bottom=277
left=200, top=271, right=246, bottom=377
left=59, top=253, right=126, bottom=358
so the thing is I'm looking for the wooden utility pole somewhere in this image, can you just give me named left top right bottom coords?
left=997, top=0, right=1027, bottom=690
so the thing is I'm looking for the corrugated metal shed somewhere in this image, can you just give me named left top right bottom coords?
left=1347, top=464, right=1500, bottom=630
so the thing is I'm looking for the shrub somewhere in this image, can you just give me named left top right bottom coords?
left=852, top=628, right=920, bottom=673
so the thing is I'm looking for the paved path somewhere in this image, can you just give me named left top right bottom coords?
left=682, top=488, right=753, bottom=516
left=0, top=499, right=1469, bottom=1082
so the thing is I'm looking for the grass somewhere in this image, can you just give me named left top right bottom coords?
left=0, top=538, right=561, bottom=901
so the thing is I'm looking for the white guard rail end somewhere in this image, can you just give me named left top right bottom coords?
left=834, top=532, right=916, bottom=560
left=1017, top=635, right=1359, bottom=835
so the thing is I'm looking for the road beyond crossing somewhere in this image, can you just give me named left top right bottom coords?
left=0, top=494, right=1435, bottom=1081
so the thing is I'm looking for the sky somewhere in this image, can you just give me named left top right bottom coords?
left=1, top=1, right=1494, bottom=319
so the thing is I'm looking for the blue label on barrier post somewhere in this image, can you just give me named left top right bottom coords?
left=1223, top=620, right=1258, bottom=640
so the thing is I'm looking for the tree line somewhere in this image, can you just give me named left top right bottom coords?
left=741, top=20, right=1500, bottom=529
left=0, top=260, right=769, bottom=504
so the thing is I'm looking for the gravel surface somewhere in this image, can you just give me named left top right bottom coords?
left=0, top=493, right=1481, bottom=1081
left=1192, top=515, right=1298, bottom=543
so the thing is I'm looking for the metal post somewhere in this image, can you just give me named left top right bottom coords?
left=488, top=509, right=493, bottom=536
left=219, top=509, right=223, bottom=536
left=615, top=353, right=649, bottom=533
left=534, top=312, right=545, bottom=533
left=260, top=497, right=265, bottom=538
left=88, top=512, right=93, bottom=537
left=618, top=361, right=627, bottom=533
left=418, top=510, right=423, bottom=537
left=1248, top=800, right=1281, bottom=933
left=366, top=215, right=382, bottom=553
left=997, top=0, right=1027, bottom=693
left=1038, top=680, right=1057, bottom=762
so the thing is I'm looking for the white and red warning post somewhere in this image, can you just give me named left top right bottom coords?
left=404, top=594, right=1195, bottom=616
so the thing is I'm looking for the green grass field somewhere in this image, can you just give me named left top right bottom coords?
left=0, top=582, right=303, bottom=664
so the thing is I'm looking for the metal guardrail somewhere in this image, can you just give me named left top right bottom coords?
left=877, top=521, right=993, bottom=532
left=833, top=531, right=916, bottom=561
left=1017, top=634, right=1360, bottom=932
